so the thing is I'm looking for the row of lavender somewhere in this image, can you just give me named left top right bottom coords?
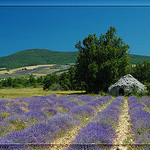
left=128, top=96, right=150, bottom=148
left=141, top=97, right=150, bottom=108
left=0, top=94, right=76, bottom=137
left=0, top=94, right=111, bottom=149
left=68, top=96, right=124, bottom=150
left=0, top=94, right=101, bottom=135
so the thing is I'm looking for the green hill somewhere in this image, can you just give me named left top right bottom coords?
left=0, top=49, right=150, bottom=69
left=129, top=54, right=150, bottom=64
left=0, top=49, right=78, bottom=69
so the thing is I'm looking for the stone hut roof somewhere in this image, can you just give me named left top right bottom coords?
left=108, top=74, right=147, bottom=95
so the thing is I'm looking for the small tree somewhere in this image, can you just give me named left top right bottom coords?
left=59, top=72, right=70, bottom=90
left=29, top=74, right=36, bottom=84
left=75, top=26, right=130, bottom=93
left=43, top=74, right=59, bottom=90
left=7, top=77, right=13, bottom=87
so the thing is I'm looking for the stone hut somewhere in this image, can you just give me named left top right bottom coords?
left=108, top=74, right=147, bottom=96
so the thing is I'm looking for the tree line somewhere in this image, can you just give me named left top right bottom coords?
left=0, top=62, right=150, bottom=95
left=0, top=75, right=43, bottom=88
left=0, top=71, right=81, bottom=91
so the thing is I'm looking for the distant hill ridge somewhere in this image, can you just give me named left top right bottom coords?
left=0, top=49, right=150, bottom=69
left=0, top=49, right=78, bottom=69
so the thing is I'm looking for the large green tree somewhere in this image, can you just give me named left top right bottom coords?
left=130, top=62, right=150, bottom=83
left=75, top=26, right=130, bottom=93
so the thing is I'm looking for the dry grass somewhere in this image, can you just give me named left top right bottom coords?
left=0, top=88, right=85, bottom=99
left=32, top=73, right=47, bottom=76
left=0, top=64, right=55, bottom=74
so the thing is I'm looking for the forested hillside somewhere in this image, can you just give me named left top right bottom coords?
left=0, top=49, right=150, bottom=69
left=129, top=54, right=150, bottom=64
left=0, top=49, right=78, bottom=69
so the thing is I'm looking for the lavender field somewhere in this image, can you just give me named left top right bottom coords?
left=0, top=94, right=150, bottom=150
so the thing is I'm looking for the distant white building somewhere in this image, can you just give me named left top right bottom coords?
left=108, top=74, right=147, bottom=96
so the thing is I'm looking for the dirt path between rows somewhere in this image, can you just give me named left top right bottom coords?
left=48, top=99, right=113, bottom=150
left=113, top=98, right=133, bottom=150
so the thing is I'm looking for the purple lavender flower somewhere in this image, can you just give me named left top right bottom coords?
left=128, top=96, right=150, bottom=144
left=86, top=101, right=101, bottom=109
left=64, top=101, right=78, bottom=108
left=75, top=122, right=115, bottom=143
left=141, top=97, right=150, bottom=107
left=47, top=113, right=79, bottom=132
left=0, top=121, right=9, bottom=137
left=141, top=97, right=150, bottom=103
left=25, top=110, right=47, bottom=122
left=43, top=108, right=58, bottom=115
left=27, top=103, right=43, bottom=111
left=86, top=99, right=103, bottom=109
left=55, top=101, right=78, bottom=112
left=68, top=122, right=115, bottom=150
left=68, top=96, right=123, bottom=150
left=4, top=129, right=41, bottom=144
left=28, top=122, right=54, bottom=140
left=7, top=114, right=23, bottom=122
left=128, top=96, right=140, bottom=106
left=77, top=95, right=93, bottom=102
left=0, top=105, right=7, bottom=112
left=144, top=100, right=150, bottom=107
left=0, top=116, right=5, bottom=121
left=57, top=98, right=69, bottom=104
left=110, top=97, right=124, bottom=107
left=130, top=110, right=150, bottom=131
left=7, top=103, right=25, bottom=114
left=0, top=138, right=26, bottom=150
left=98, top=95, right=112, bottom=104
left=70, top=105, right=95, bottom=118
left=129, top=103, right=145, bottom=116
left=0, top=99, right=9, bottom=105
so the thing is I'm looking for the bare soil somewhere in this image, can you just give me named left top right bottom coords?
left=113, top=98, right=133, bottom=150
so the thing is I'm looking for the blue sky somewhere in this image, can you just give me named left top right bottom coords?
left=0, top=0, right=150, bottom=57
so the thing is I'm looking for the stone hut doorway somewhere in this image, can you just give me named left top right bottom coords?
left=118, top=88, right=124, bottom=96
left=108, top=74, right=147, bottom=96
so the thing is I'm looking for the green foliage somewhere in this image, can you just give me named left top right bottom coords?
left=0, top=68, right=78, bottom=91
left=144, top=82, right=150, bottom=95
left=0, top=76, right=43, bottom=89
left=68, top=66, right=76, bottom=90
left=127, top=62, right=150, bottom=96
left=131, top=85, right=139, bottom=95
left=129, top=54, right=150, bottom=64
left=36, top=76, right=43, bottom=84
left=130, top=62, right=150, bottom=83
left=0, top=48, right=150, bottom=70
left=43, top=71, right=77, bottom=91
left=0, top=49, right=78, bottom=69
left=29, top=74, right=36, bottom=85
left=43, top=74, right=59, bottom=90
left=48, top=83, right=61, bottom=91
left=75, top=26, right=130, bottom=93
left=98, top=91, right=106, bottom=96
left=59, top=72, right=70, bottom=90
left=68, top=66, right=84, bottom=90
